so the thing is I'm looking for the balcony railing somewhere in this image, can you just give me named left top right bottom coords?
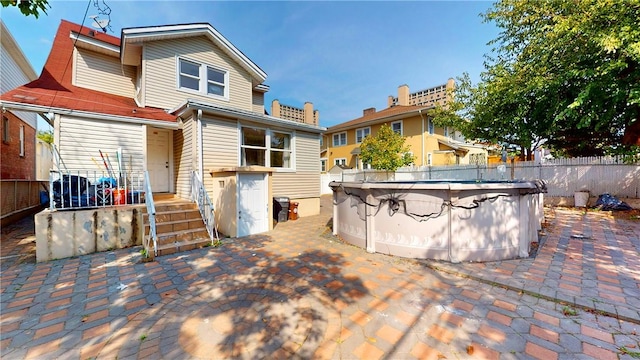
left=48, top=169, right=146, bottom=210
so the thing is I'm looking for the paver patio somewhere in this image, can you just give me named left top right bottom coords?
left=1, top=195, right=639, bottom=359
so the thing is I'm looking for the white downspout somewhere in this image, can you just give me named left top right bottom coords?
left=419, top=109, right=425, bottom=166
left=197, top=109, right=203, bottom=179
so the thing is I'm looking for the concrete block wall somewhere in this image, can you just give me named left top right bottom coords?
left=35, top=206, right=144, bottom=262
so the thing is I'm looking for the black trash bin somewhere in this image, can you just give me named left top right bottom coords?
left=273, top=197, right=289, bottom=222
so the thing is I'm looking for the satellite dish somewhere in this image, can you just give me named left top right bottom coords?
left=88, top=15, right=110, bottom=33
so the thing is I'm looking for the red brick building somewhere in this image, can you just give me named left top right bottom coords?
left=1, top=111, right=36, bottom=180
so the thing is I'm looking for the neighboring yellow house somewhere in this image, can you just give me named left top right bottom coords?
left=322, top=80, right=488, bottom=170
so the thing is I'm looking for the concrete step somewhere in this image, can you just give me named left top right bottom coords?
left=153, top=237, right=212, bottom=257
left=142, top=197, right=211, bottom=258
left=145, top=218, right=206, bottom=235
left=145, top=208, right=201, bottom=224
left=156, top=227, right=209, bottom=246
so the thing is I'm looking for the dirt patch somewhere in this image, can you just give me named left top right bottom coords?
left=548, top=206, right=640, bottom=221
left=596, top=208, right=640, bottom=220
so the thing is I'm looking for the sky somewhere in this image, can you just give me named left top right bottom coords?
left=1, top=0, right=500, bottom=128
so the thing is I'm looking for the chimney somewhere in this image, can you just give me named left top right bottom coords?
left=363, top=107, right=376, bottom=116
left=388, top=95, right=395, bottom=107
left=271, top=99, right=281, bottom=118
left=304, top=102, right=317, bottom=125
left=397, top=84, right=409, bottom=106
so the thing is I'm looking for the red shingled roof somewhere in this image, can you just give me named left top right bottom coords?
left=0, top=20, right=176, bottom=122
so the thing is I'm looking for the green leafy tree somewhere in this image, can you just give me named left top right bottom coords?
left=1, top=0, right=50, bottom=18
left=359, top=124, right=414, bottom=171
left=481, top=0, right=640, bottom=157
left=433, top=0, right=640, bottom=158
left=37, top=130, right=53, bottom=144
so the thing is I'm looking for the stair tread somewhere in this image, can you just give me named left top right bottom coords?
left=144, top=207, right=198, bottom=214
left=156, top=227, right=207, bottom=235
left=144, top=218, right=203, bottom=226
left=155, top=238, right=211, bottom=250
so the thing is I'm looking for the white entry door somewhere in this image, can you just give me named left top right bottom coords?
left=147, top=128, right=170, bottom=192
left=237, top=173, right=268, bottom=237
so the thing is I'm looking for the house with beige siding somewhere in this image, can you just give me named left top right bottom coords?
left=322, top=81, right=487, bottom=171
left=1, top=20, right=325, bottom=250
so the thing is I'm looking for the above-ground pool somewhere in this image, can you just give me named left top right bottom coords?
left=330, top=180, right=546, bottom=263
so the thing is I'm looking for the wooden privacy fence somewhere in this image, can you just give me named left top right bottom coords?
left=327, top=156, right=640, bottom=199
left=1, top=180, right=46, bottom=222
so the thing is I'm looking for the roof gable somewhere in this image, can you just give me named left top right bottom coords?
left=121, top=23, right=267, bottom=85
left=0, top=20, right=175, bottom=122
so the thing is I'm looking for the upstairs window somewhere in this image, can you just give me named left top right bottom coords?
left=207, top=67, right=225, bottom=96
left=333, top=132, right=347, bottom=146
left=428, top=119, right=435, bottom=134
left=355, top=127, right=370, bottom=144
left=178, top=57, right=228, bottom=99
left=391, top=121, right=403, bottom=135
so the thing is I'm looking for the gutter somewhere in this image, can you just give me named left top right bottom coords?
left=170, top=99, right=326, bottom=133
left=328, top=106, right=434, bottom=133
left=0, top=101, right=181, bottom=130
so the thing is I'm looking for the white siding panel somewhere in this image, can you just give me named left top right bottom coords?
left=0, top=42, right=32, bottom=92
left=272, top=131, right=320, bottom=198
left=202, top=117, right=238, bottom=169
left=58, top=116, right=144, bottom=172
left=143, top=37, right=253, bottom=111
left=1, top=44, right=38, bottom=128
left=252, top=91, right=264, bottom=114
left=272, top=172, right=320, bottom=198
left=295, top=132, right=321, bottom=172
left=174, top=118, right=194, bottom=198
left=75, top=49, right=136, bottom=98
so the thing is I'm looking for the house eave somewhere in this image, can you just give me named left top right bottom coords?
left=327, top=106, right=434, bottom=133
left=171, top=100, right=326, bottom=133
left=70, top=31, right=120, bottom=57
left=0, top=101, right=180, bottom=129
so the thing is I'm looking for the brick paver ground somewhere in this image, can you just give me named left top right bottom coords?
left=1, top=195, right=639, bottom=359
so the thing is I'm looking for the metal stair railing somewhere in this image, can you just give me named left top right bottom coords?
left=143, top=171, right=157, bottom=257
left=191, top=171, right=220, bottom=244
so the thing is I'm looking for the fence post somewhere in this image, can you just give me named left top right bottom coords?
left=510, top=158, right=515, bottom=180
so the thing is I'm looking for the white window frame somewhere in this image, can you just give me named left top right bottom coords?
left=444, top=126, right=449, bottom=138
left=428, top=119, right=435, bottom=135
left=2, top=116, right=9, bottom=143
left=391, top=121, right=403, bottom=135
left=239, top=125, right=294, bottom=170
left=333, top=132, right=347, bottom=146
left=270, top=130, right=293, bottom=169
left=355, top=127, right=370, bottom=144
left=334, top=158, right=347, bottom=166
left=19, top=125, right=24, bottom=157
left=177, top=57, right=229, bottom=100
left=320, top=158, right=327, bottom=172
